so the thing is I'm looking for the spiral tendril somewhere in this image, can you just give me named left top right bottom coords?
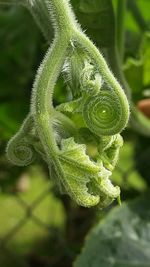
left=6, top=136, right=36, bottom=166
left=6, top=114, right=36, bottom=166
left=83, top=86, right=127, bottom=136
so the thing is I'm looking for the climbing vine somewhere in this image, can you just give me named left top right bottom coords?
left=4, top=0, right=130, bottom=207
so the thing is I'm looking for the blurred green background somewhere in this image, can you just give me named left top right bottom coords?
left=0, top=1, right=150, bottom=267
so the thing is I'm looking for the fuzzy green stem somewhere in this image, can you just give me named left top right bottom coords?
left=31, top=35, right=69, bottom=160
left=32, top=38, right=68, bottom=114
left=30, top=0, right=79, bottom=162
left=116, top=0, right=127, bottom=62
left=45, top=0, right=79, bottom=34
left=31, top=33, right=78, bottom=194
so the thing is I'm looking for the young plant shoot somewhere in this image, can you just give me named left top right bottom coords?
left=6, top=0, right=130, bottom=208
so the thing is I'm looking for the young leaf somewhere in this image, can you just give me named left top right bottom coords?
left=58, top=138, right=120, bottom=208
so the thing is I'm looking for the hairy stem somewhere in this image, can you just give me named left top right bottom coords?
left=45, top=0, right=79, bottom=34
left=31, top=36, right=69, bottom=157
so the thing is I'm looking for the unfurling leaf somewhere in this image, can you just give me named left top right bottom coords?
left=58, top=138, right=120, bottom=207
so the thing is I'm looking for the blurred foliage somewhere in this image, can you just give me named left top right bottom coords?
left=0, top=6, right=45, bottom=140
left=0, top=1, right=150, bottom=267
left=71, top=0, right=115, bottom=48
left=124, top=32, right=150, bottom=102
left=135, top=135, right=150, bottom=186
left=74, top=193, right=150, bottom=267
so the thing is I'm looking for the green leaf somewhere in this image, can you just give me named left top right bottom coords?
left=74, top=193, right=150, bottom=267
left=58, top=138, right=120, bottom=207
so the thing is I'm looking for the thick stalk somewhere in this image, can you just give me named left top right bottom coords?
left=31, top=36, right=69, bottom=156
left=30, top=0, right=80, bottom=162
left=31, top=34, right=77, bottom=193
left=45, top=0, right=79, bottom=35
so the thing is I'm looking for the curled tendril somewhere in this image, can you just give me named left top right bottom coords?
left=6, top=115, right=36, bottom=166
left=83, top=86, right=127, bottom=136
left=6, top=137, right=36, bottom=166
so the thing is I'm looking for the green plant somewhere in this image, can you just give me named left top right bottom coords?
left=1, top=1, right=150, bottom=267
left=1, top=0, right=130, bottom=208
